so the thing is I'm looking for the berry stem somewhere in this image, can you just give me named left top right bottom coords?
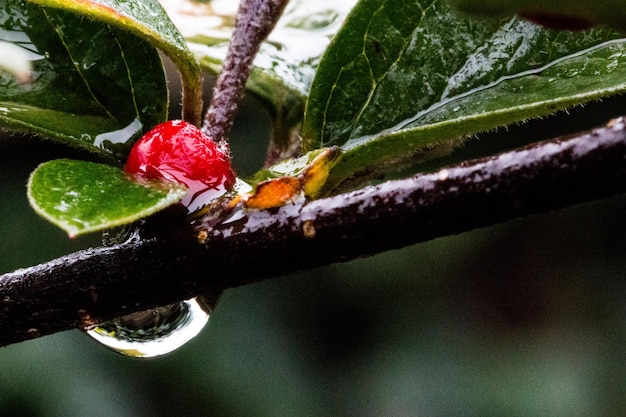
left=182, top=75, right=204, bottom=128
left=202, top=0, right=289, bottom=143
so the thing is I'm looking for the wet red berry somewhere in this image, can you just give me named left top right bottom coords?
left=125, top=120, right=236, bottom=211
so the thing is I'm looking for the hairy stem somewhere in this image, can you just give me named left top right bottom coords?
left=181, top=74, right=204, bottom=127
left=202, top=0, right=289, bottom=142
left=2, top=117, right=626, bottom=347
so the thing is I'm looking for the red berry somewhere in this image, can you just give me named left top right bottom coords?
left=125, top=120, right=236, bottom=211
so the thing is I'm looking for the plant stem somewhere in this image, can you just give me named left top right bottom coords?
left=202, top=0, right=289, bottom=143
left=181, top=73, right=204, bottom=128
left=2, top=117, right=626, bottom=347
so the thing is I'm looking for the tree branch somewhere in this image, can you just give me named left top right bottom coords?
left=2, top=117, right=626, bottom=347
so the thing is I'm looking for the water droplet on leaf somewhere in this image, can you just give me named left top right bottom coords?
left=85, top=297, right=212, bottom=358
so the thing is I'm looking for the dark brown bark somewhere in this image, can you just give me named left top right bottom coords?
left=2, top=116, right=626, bottom=347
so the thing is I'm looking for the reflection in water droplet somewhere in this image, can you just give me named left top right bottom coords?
left=85, top=298, right=211, bottom=358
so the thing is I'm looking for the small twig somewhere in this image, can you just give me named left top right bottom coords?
left=2, top=117, right=626, bottom=347
left=202, top=0, right=289, bottom=143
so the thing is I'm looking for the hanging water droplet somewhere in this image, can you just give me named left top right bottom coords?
left=85, top=297, right=214, bottom=358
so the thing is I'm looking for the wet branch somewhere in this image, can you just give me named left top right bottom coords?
left=2, top=117, right=626, bottom=347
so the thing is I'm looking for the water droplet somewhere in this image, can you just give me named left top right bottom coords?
left=85, top=297, right=214, bottom=358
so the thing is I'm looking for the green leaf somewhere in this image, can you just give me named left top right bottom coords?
left=302, top=0, right=626, bottom=191
left=26, top=0, right=203, bottom=125
left=27, top=159, right=187, bottom=237
left=0, top=0, right=168, bottom=159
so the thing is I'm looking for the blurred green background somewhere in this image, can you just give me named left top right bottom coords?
left=1, top=93, right=626, bottom=417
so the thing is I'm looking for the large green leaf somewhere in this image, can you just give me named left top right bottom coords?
left=0, top=0, right=168, bottom=160
left=28, top=159, right=187, bottom=237
left=26, top=0, right=203, bottom=125
left=302, top=0, right=626, bottom=191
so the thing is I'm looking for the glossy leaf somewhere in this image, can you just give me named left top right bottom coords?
left=26, top=0, right=203, bottom=125
left=302, top=0, right=626, bottom=191
left=28, top=159, right=187, bottom=237
left=0, top=0, right=168, bottom=160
